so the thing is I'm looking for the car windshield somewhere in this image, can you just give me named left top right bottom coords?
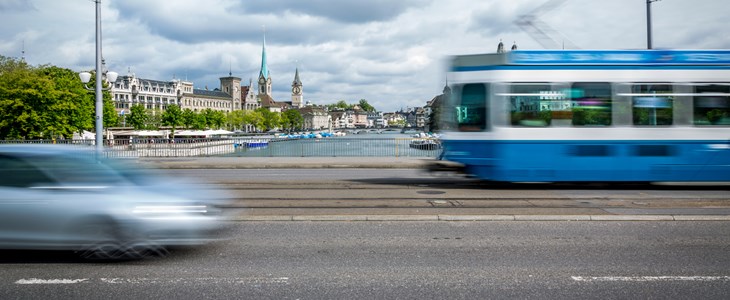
left=27, top=153, right=130, bottom=186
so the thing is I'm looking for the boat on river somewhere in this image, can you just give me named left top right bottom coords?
left=235, top=139, right=269, bottom=149
left=409, top=139, right=441, bottom=151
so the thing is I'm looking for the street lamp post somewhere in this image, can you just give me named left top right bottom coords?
left=646, top=0, right=661, bottom=49
left=78, top=0, right=117, bottom=157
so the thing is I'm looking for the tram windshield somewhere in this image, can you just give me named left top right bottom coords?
left=453, top=83, right=488, bottom=132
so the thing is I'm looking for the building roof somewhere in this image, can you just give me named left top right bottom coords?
left=192, top=88, right=232, bottom=99
left=259, top=94, right=287, bottom=108
left=115, top=75, right=177, bottom=87
left=299, top=106, right=326, bottom=115
left=329, top=111, right=345, bottom=119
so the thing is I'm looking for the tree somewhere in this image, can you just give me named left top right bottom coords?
left=200, top=108, right=224, bottom=129
left=127, top=104, right=147, bottom=130
left=282, top=109, right=304, bottom=132
left=0, top=58, right=100, bottom=139
left=255, top=107, right=280, bottom=131
left=358, top=99, right=376, bottom=112
left=181, top=108, right=196, bottom=129
left=326, top=100, right=351, bottom=111
left=226, top=110, right=245, bottom=131
left=39, top=65, right=96, bottom=138
left=161, top=104, right=183, bottom=137
left=145, top=109, right=162, bottom=129
left=210, top=110, right=226, bottom=129
left=192, top=112, right=207, bottom=130
left=0, top=62, right=51, bottom=139
left=243, top=109, right=264, bottom=132
left=103, top=90, right=118, bottom=129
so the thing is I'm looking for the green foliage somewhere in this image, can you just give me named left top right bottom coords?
left=633, top=107, right=672, bottom=125
left=127, top=104, right=147, bottom=130
left=358, top=99, right=376, bottom=112
left=161, top=104, right=183, bottom=136
left=226, top=110, right=245, bottom=131
left=706, top=109, right=728, bottom=125
left=572, top=108, right=611, bottom=126
left=181, top=108, right=196, bottom=129
left=390, top=119, right=406, bottom=127
left=255, top=107, right=280, bottom=131
left=326, top=100, right=351, bottom=111
left=324, top=99, right=377, bottom=112
left=281, top=109, right=304, bottom=132
left=208, top=109, right=226, bottom=129
left=0, top=57, right=101, bottom=139
left=192, top=113, right=206, bottom=130
left=244, top=109, right=265, bottom=131
left=146, top=109, right=163, bottom=129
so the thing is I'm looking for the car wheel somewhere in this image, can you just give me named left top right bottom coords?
left=75, top=219, right=168, bottom=260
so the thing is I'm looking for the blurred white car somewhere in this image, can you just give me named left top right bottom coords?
left=0, top=144, right=229, bottom=260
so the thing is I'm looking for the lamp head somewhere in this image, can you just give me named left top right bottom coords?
left=79, top=72, right=92, bottom=84
left=106, top=71, right=118, bottom=83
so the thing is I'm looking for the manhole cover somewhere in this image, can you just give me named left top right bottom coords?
left=418, top=190, right=446, bottom=195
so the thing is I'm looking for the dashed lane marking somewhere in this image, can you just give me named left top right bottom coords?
left=572, top=276, right=730, bottom=282
left=15, top=277, right=289, bottom=285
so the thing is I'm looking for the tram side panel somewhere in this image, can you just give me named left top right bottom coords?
left=443, top=50, right=730, bottom=182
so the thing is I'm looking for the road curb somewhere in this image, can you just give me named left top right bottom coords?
left=226, top=215, right=730, bottom=221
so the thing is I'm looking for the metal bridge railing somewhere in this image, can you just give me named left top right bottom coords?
left=1, top=137, right=442, bottom=158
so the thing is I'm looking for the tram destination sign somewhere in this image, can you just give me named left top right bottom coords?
left=509, top=50, right=730, bottom=65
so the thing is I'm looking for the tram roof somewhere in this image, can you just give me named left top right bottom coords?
left=451, top=50, right=730, bottom=70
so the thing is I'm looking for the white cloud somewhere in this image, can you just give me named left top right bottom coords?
left=1, top=0, right=728, bottom=112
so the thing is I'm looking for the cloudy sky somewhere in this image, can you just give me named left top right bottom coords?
left=1, top=0, right=728, bottom=112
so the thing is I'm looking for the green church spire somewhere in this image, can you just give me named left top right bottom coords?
left=259, top=33, right=270, bottom=79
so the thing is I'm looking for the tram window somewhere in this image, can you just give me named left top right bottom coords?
left=632, top=84, right=673, bottom=126
left=456, top=84, right=487, bottom=131
left=570, top=83, right=612, bottom=126
left=694, top=84, right=730, bottom=126
left=510, top=84, right=553, bottom=127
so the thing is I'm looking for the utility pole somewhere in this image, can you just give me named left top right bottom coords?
left=646, top=0, right=661, bottom=49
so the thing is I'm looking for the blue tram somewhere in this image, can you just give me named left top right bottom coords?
left=439, top=50, right=730, bottom=182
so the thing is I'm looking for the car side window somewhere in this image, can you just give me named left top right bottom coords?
left=0, top=155, right=54, bottom=188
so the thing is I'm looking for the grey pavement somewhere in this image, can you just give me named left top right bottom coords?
left=137, top=156, right=436, bottom=169
left=137, top=156, right=730, bottom=221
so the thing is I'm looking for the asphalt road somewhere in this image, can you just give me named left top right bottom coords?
left=2, top=221, right=730, bottom=299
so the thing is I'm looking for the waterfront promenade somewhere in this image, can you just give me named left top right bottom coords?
left=138, top=156, right=435, bottom=169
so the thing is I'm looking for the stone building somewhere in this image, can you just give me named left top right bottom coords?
left=111, top=72, right=254, bottom=114
left=298, top=105, right=330, bottom=130
left=110, top=34, right=302, bottom=120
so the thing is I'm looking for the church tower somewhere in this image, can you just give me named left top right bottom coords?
left=219, top=72, right=241, bottom=111
left=291, top=67, right=303, bottom=108
left=258, top=34, right=272, bottom=96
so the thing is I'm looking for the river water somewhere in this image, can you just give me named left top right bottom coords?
left=225, top=133, right=441, bottom=157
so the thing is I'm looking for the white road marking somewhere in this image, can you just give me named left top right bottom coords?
left=99, top=277, right=290, bottom=284
left=14, top=277, right=289, bottom=285
left=572, top=276, right=730, bottom=282
left=15, top=278, right=89, bottom=285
